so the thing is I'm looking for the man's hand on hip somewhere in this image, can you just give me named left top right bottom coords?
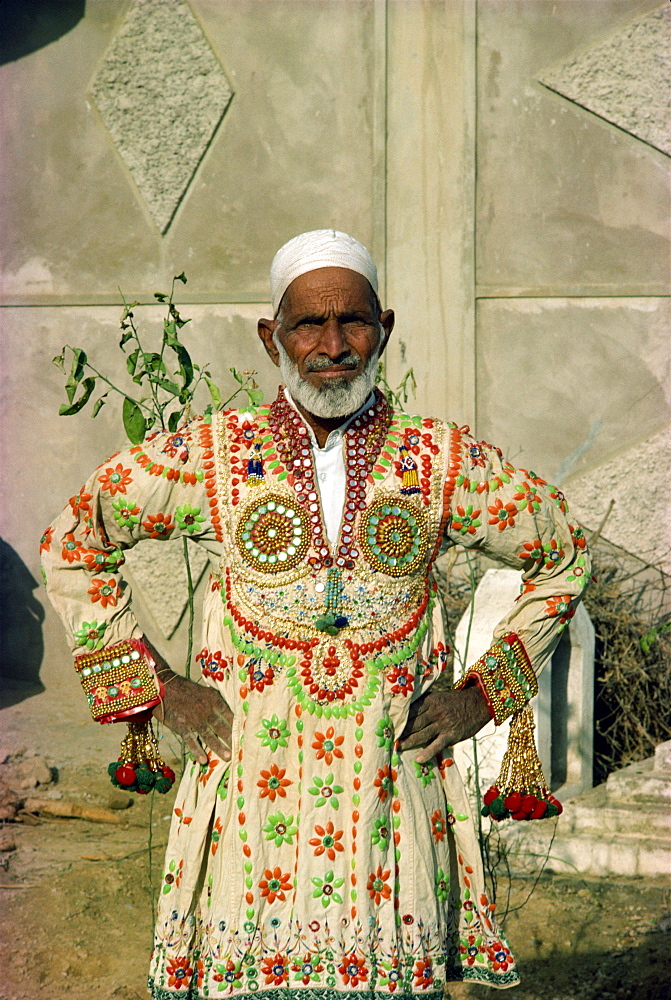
left=153, top=672, right=233, bottom=765
left=397, top=685, right=491, bottom=763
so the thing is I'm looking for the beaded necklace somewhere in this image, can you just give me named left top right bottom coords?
left=267, top=387, right=392, bottom=572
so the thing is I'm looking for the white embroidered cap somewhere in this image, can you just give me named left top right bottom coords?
left=270, top=229, right=378, bottom=314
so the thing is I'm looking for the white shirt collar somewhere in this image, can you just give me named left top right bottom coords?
left=283, top=387, right=376, bottom=451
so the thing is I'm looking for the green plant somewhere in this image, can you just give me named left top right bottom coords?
left=52, top=273, right=262, bottom=443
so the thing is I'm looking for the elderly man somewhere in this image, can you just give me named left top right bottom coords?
left=42, top=230, right=587, bottom=997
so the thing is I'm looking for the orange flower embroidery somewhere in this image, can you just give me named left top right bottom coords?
left=414, top=958, right=434, bottom=989
left=166, top=956, right=193, bottom=990
left=257, top=763, right=292, bottom=801
left=198, top=754, right=220, bottom=786
left=142, top=512, right=175, bottom=539
left=545, top=595, right=575, bottom=625
left=431, top=809, right=446, bottom=842
left=339, top=953, right=368, bottom=987
left=311, top=726, right=344, bottom=765
left=40, top=527, right=54, bottom=553
left=98, top=463, right=133, bottom=496
left=61, top=532, right=84, bottom=563
left=367, top=864, right=392, bottom=904
left=69, top=491, right=93, bottom=517
left=87, top=577, right=121, bottom=608
left=488, top=498, right=517, bottom=531
left=258, top=866, right=292, bottom=903
left=261, top=954, right=289, bottom=985
left=309, top=821, right=344, bottom=860
left=374, top=765, right=397, bottom=803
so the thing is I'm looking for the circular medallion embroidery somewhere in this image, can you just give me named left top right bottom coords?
left=236, top=494, right=310, bottom=573
left=359, top=496, right=429, bottom=577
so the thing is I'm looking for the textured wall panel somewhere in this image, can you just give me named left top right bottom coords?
left=474, top=297, right=670, bottom=482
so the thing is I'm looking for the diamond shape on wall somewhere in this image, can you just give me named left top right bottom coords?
left=539, top=3, right=670, bottom=157
left=91, top=0, right=233, bottom=232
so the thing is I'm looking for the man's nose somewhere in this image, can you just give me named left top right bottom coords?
left=317, top=318, right=349, bottom=359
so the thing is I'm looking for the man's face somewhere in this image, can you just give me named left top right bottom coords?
left=258, top=267, right=394, bottom=419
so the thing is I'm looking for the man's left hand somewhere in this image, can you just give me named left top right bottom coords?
left=397, top=686, right=491, bottom=763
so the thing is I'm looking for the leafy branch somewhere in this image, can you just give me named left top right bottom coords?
left=52, top=272, right=263, bottom=444
left=376, top=361, right=417, bottom=410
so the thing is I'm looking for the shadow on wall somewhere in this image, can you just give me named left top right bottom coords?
left=0, top=0, right=85, bottom=66
left=0, top=538, right=45, bottom=707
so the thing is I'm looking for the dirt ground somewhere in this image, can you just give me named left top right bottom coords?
left=1, top=680, right=669, bottom=1000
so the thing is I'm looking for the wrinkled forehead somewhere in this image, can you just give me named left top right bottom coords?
left=278, top=267, right=378, bottom=319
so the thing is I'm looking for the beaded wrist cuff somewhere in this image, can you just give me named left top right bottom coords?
left=455, top=632, right=537, bottom=726
left=74, top=638, right=163, bottom=724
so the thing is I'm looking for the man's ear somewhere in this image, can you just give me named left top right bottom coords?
left=258, top=318, right=280, bottom=367
left=377, top=309, right=395, bottom=358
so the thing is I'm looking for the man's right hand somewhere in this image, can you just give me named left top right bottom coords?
left=152, top=669, right=233, bottom=766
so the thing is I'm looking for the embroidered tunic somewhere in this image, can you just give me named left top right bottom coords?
left=41, top=389, right=589, bottom=998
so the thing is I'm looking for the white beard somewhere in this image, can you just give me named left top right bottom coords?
left=273, top=335, right=380, bottom=419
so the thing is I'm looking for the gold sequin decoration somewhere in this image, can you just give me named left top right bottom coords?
left=235, top=491, right=310, bottom=574
left=75, top=641, right=159, bottom=721
left=359, top=494, right=429, bottom=577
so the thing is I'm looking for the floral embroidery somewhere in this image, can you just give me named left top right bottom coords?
left=39, top=527, right=54, bottom=553
left=213, top=959, right=243, bottom=989
left=292, top=954, right=324, bottom=985
left=375, top=716, right=394, bottom=750
left=460, top=932, right=486, bottom=967
left=545, top=594, right=575, bottom=626
left=547, top=486, right=568, bottom=513
left=487, top=497, right=517, bottom=531
left=98, top=463, right=133, bottom=496
left=198, top=755, right=219, bottom=786
left=258, top=867, right=292, bottom=903
left=198, top=648, right=229, bottom=682
left=566, top=554, right=589, bottom=590
left=371, top=816, right=391, bottom=850
left=542, top=538, right=565, bottom=567
left=69, top=491, right=92, bottom=517
left=111, top=497, right=141, bottom=529
left=82, top=548, right=124, bottom=572
left=262, top=811, right=297, bottom=847
left=379, top=958, right=403, bottom=992
left=87, top=577, right=121, bottom=608
left=413, top=760, right=436, bottom=787
left=367, top=864, right=391, bottom=904
left=162, top=858, right=184, bottom=893
left=414, top=958, right=434, bottom=989
left=451, top=504, right=482, bottom=535
left=311, top=869, right=345, bottom=908
left=211, top=817, right=223, bottom=856
left=309, top=821, right=344, bottom=860
left=487, top=940, right=513, bottom=972
left=374, top=765, right=397, bottom=803
left=468, top=443, right=487, bottom=468
left=142, top=512, right=175, bottom=538
left=256, top=714, right=291, bottom=752
left=512, top=482, right=542, bottom=513
left=175, top=503, right=206, bottom=534
left=431, top=809, right=446, bottom=842
left=519, top=539, right=543, bottom=563
left=165, top=956, right=193, bottom=990
left=261, top=953, right=289, bottom=985
left=339, top=953, right=368, bottom=987
left=74, top=619, right=107, bottom=650
left=435, top=868, right=450, bottom=900
left=569, top=523, right=587, bottom=549
left=311, top=726, right=344, bottom=765
left=307, top=773, right=344, bottom=809
left=61, top=532, right=84, bottom=563
left=257, top=763, right=291, bottom=801
left=387, top=662, right=414, bottom=696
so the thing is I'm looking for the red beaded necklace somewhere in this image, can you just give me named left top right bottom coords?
left=267, top=387, right=392, bottom=571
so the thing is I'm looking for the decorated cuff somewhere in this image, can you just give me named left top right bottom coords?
left=455, top=632, right=537, bottom=726
left=74, top=638, right=163, bottom=724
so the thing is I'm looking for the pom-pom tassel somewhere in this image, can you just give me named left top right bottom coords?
left=481, top=704, right=562, bottom=821
left=107, top=712, right=175, bottom=795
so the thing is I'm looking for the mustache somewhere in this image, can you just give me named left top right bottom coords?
left=303, top=353, right=361, bottom=373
